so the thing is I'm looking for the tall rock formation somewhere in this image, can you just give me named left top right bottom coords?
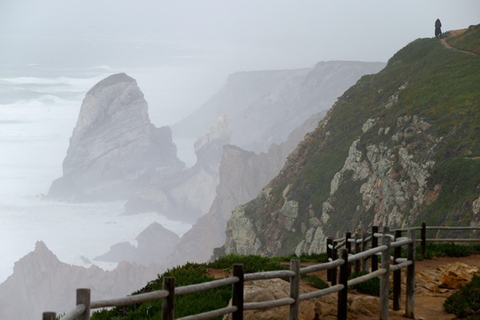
left=125, top=110, right=231, bottom=222
left=165, top=111, right=326, bottom=267
left=48, top=73, right=184, bottom=201
left=218, top=26, right=480, bottom=258
left=161, top=61, right=386, bottom=265
left=0, top=241, right=159, bottom=320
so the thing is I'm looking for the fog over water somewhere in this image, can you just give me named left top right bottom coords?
left=0, top=1, right=479, bottom=284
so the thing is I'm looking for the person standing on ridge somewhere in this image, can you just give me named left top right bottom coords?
left=435, top=19, right=442, bottom=38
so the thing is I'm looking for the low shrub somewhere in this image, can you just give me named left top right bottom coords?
left=444, top=275, right=480, bottom=318
left=302, top=274, right=329, bottom=289
left=348, top=271, right=380, bottom=296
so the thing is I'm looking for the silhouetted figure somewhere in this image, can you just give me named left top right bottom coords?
left=435, top=19, right=442, bottom=38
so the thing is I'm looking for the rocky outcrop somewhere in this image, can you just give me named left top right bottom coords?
left=221, top=107, right=441, bottom=257
left=94, top=222, right=180, bottom=265
left=0, top=241, right=159, bottom=320
left=218, top=30, right=480, bottom=258
left=125, top=110, right=231, bottom=222
left=48, top=73, right=184, bottom=201
left=223, top=278, right=380, bottom=320
left=165, top=111, right=325, bottom=267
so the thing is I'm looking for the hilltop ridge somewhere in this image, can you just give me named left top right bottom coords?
left=218, top=24, right=480, bottom=257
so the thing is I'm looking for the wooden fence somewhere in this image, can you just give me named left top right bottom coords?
left=43, top=226, right=418, bottom=320
left=395, top=222, right=480, bottom=259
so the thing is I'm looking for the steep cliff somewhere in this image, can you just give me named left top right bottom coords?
left=125, top=110, right=231, bottom=221
left=172, top=62, right=385, bottom=155
left=48, top=73, right=184, bottom=201
left=165, top=111, right=325, bottom=267
left=219, top=26, right=480, bottom=257
left=126, top=62, right=384, bottom=222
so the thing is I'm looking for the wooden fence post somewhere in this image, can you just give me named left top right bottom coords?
left=421, top=221, right=426, bottom=259
left=162, top=277, right=175, bottom=320
left=354, top=230, right=361, bottom=274
left=289, top=259, right=300, bottom=320
left=232, top=264, right=244, bottom=320
left=380, top=228, right=390, bottom=320
left=362, top=232, right=369, bottom=272
left=42, top=312, right=56, bottom=320
left=331, top=240, right=338, bottom=285
left=371, top=226, right=379, bottom=272
left=406, top=229, right=416, bottom=318
left=337, top=249, right=348, bottom=320
left=393, top=230, right=402, bottom=311
left=77, top=288, right=91, bottom=320
left=345, top=232, right=352, bottom=277
left=327, top=237, right=333, bottom=282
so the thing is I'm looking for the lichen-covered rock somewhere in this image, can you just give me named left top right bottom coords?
left=220, top=30, right=480, bottom=257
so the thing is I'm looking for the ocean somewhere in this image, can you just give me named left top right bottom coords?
left=0, top=64, right=194, bottom=283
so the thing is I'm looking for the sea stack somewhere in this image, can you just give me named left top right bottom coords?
left=48, top=73, right=184, bottom=201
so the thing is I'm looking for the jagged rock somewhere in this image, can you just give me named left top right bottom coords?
left=173, top=61, right=386, bottom=155
left=165, top=111, right=326, bottom=267
left=0, top=241, right=159, bottom=320
left=48, top=73, right=184, bottom=201
left=218, top=31, right=480, bottom=257
left=125, top=110, right=231, bottom=222
left=94, top=222, right=180, bottom=265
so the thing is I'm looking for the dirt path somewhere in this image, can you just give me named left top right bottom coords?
left=208, top=255, right=480, bottom=319
left=325, top=255, right=480, bottom=320
left=440, top=28, right=479, bottom=56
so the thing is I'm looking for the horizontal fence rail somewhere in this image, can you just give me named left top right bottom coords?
left=44, top=222, right=479, bottom=320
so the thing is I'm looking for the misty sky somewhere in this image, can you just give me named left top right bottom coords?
left=1, top=0, right=479, bottom=125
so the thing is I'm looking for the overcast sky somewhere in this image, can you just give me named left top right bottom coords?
left=1, top=0, right=479, bottom=124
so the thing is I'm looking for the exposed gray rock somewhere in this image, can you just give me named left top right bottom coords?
left=164, top=62, right=386, bottom=266
left=0, top=241, right=159, bottom=320
left=48, top=73, right=184, bottom=201
left=125, top=110, right=231, bottom=222
left=165, top=111, right=326, bottom=267
left=94, top=222, right=180, bottom=265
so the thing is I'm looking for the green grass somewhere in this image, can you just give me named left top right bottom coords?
left=90, top=253, right=325, bottom=320
left=446, top=24, right=480, bottom=55
left=254, top=24, right=480, bottom=253
left=349, top=271, right=380, bottom=296
left=91, top=243, right=480, bottom=319
left=417, top=157, right=480, bottom=226
left=420, top=243, right=480, bottom=260
left=444, top=275, right=480, bottom=318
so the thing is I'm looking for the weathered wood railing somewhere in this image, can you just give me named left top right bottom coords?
left=394, top=222, right=480, bottom=258
left=43, top=226, right=416, bottom=320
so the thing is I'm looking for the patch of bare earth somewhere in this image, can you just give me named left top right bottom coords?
left=209, top=256, right=480, bottom=319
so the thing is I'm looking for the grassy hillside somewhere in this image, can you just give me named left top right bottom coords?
left=264, top=25, right=480, bottom=238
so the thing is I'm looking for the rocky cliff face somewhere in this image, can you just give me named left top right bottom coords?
left=165, top=111, right=325, bottom=267
left=125, top=110, right=231, bottom=222
left=48, top=73, right=184, bottom=201
left=172, top=62, right=386, bottom=155
left=126, top=62, right=385, bottom=222
left=219, top=28, right=480, bottom=258
left=0, top=241, right=159, bottom=320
